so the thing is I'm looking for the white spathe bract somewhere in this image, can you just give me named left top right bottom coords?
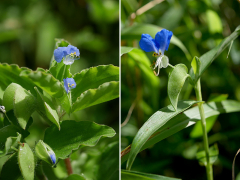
left=154, top=55, right=169, bottom=76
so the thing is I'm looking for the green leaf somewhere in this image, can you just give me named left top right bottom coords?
left=18, top=143, right=35, bottom=180
left=0, top=63, right=36, bottom=96
left=2, top=83, right=22, bottom=112
left=0, top=153, right=21, bottom=179
left=189, top=25, right=240, bottom=84
left=121, top=46, right=134, bottom=56
left=20, top=69, right=65, bottom=98
left=121, top=23, right=192, bottom=61
left=35, top=87, right=60, bottom=130
left=14, top=85, right=37, bottom=129
left=64, top=174, right=87, bottom=180
left=190, top=56, right=201, bottom=83
left=196, top=144, right=219, bottom=166
left=168, top=64, right=189, bottom=111
left=95, top=142, right=119, bottom=180
left=72, top=81, right=119, bottom=112
left=44, top=121, right=116, bottom=159
left=49, top=60, right=72, bottom=82
left=126, top=100, right=198, bottom=170
left=0, top=132, right=21, bottom=157
left=121, top=170, right=181, bottom=180
left=190, top=94, right=228, bottom=138
left=71, top=65, right=119, bottom=102
left=121, top=100, right=240, bottom=163
left=0, top=125, right=21, bottom=147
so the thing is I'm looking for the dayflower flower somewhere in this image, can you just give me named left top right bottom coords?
left=54, top=45, right=80, bottom=65
left=63, top=78, right=76, bottom=93
left=139, top=29, right=173, bottom=76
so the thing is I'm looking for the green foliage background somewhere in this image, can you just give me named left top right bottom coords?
left=121, top=0, right=240, bottom=179
left=0, top=0, right=119, bottom=179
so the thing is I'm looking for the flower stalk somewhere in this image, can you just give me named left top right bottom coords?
left=194, top=79, right=213, bottom=180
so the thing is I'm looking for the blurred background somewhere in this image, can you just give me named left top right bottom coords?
left=121, top=0, right=240, bottom=179
left=0, top=0, right=119, bottom=179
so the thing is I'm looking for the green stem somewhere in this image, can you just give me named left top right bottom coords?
left=194, top=79, right=213, bottom=180
left=61, top=65, right=67, bottom=81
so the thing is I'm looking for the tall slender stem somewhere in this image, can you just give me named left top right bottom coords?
left=194, top=79, right=213, bottom=180
left=64, top=158, right=73, bottom=175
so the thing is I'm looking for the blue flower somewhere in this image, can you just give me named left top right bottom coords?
left=63, top=78, right=76, bottom=93
left=139, top=29, right=173, bottom=55
left=139, top=29, right=173, bottom=76
left=54, top=45, right=80, bottom=65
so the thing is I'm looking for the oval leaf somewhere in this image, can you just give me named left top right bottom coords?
left=20, top=69, right=65, bottom=98
left=126, top=100, right=198, bottom=170
left=18, top=143, right=35, bottom=180
left=44, top=121, right=116, bottom=159
left=71, top=65, right=119, bottom=102
left=168, top=64, right=189, bottom=111
left=14, top=86, right=36, bottom=129
left=72, top=81, right=119, bottom=112
left=2, top=83, right=22, bottom=112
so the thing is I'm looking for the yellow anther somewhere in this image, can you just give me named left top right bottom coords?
left=71, top=84, right=74, bottom=87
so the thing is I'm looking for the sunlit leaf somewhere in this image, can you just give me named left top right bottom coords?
left=72, top=81, right=119, bottom=112
left=122, top=100, right=240, bottom=163
left=18, top=143, right=35, bottom=180
left=44, top=121, right=116, bottom=159
left=126, top=100, right=198, bottom=170
left=0, top=133, right=21, bottom=158
left=121, top=47, right=134, bottom=56
left=168, top=64, right=189, bottom=110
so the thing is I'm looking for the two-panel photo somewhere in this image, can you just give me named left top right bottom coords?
left=0, top=0, right=240, bottom=180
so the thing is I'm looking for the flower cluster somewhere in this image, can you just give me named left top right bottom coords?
left=54, top=45, right=80, bottom=65
left=54, top=44, right=79, bottom=93
left=139, top=29, right=173, bottom=76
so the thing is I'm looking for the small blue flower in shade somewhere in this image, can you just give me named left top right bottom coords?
left=54, top=45, right=80, bottom=65
left=139, top=29, right=173, bottom=76
left=50, top=153, right=56, bottom=164
left=63, top=78, right=76, bottom=93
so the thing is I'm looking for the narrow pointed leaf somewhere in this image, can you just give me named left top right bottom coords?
left=18, top=143, right=35, bottom=180
left=71, top=65, right=119, bottom=102
left=126, top=100, right=198, bottom=170
left=122, top=100, right=240, bottom=163
left=121, top=170, right=181, bottom=180
left=189, top=25, right=240, bottom=84
left=168, top=64, right=189, bottom=110
left=44, top=121, right=116, bottom=159
left=35, top=87, right=60, bottom=130
left=72, top=81, right=119, bottom=112
left=14, top=86, right=37, bottom=129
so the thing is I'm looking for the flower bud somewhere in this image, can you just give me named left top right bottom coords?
left=35, top=140, right=56, bottom=165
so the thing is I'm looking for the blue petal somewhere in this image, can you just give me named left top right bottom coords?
left=67, top=45, right=80, bottom=56
left=155, top=29, right=173, bottom=53
left=54, top=48, right=64, bottom=63
left=49, top=153, right=56, bottom=164
left=139, top=34, right=158, bottom=53
left=63, top=78, right=76, bottom=93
